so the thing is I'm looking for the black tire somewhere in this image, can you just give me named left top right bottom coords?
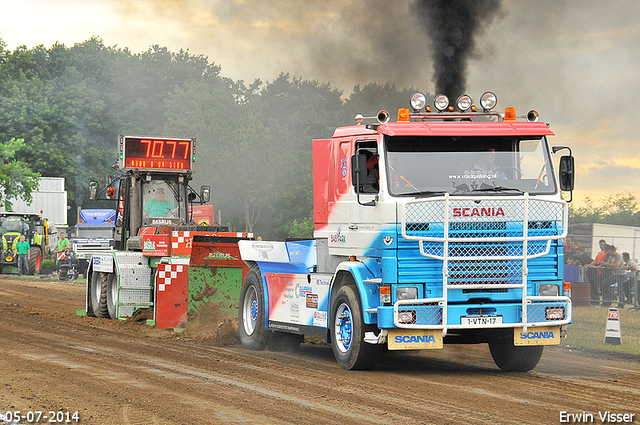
left=238, top=266, right=278, bottom=350
left=28, top=247, right=42, bottom=275
left=489, top=330, right=544, bottom=372
left=330, top=285, right=380, bottom=370
left=58, top=265, right=69, bottom=281
left=89, top=271, right=109, bottom=318
left=106, top=273, right=118, bottom=319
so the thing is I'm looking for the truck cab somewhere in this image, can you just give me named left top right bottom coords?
left=73, top=209, right=117, bottom=276
left=238, top=92, right=575, bottom=371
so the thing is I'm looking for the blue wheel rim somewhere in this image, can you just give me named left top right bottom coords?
left=243, top=285, right=258, bottom=336
left=334, top=303, right=353, bottom=353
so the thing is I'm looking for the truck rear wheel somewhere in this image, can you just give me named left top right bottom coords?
left=330, top=285, right=379, bottom=370
left=89, top=272, right=110, bottom=318
left=489, top=330, right=544, bottom=372
left=238, top=267, right=277, bottom=350
left=106, top=273, right=118, bottom=319
left=28, top=247, right=42, bottom=275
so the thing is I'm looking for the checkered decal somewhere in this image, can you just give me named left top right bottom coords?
left=157, top=264, right=185, bottom=292
left=171, top=231, right=191, bottom=251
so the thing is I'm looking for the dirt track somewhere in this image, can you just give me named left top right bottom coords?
left=0, top=277, right=639, bottom=425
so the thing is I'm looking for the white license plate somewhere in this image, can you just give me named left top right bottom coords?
left=461, top=315, right=503, bottom=326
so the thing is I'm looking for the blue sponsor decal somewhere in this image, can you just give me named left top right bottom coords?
left=519, top=331, right=555, bottom=339
left=394, top=335, right=436, bottom=344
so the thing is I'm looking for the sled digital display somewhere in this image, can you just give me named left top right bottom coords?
left=118, top=136, right=195, bottom=172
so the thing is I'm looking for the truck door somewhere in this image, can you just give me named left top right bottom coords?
left=347, top=139, right=385, bottom=253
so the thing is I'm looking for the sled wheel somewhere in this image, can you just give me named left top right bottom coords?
left=330, top=285, right=379, bottom=370
left=489, top=330, right=544, bottom=372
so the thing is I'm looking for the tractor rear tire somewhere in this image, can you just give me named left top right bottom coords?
left=28, top=247, right=42, bottom=275
left=106, top=273, right=118, bottom=319
left=89, top=271, right=110, bottom=318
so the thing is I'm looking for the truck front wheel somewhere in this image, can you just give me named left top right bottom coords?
left=489, top=330, right=544, bottom=372
left=238, top=267, right=277, bottom=350
left=330, top=285, right=379, bottom=370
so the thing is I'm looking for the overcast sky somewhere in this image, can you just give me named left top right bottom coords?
left=1, top=0, right=639, bottom=206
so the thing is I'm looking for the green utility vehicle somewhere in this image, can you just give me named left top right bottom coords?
left=0, top=212, right=52, bottom=274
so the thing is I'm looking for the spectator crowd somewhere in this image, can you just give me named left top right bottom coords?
left=564, top=236, right=638, bottom=304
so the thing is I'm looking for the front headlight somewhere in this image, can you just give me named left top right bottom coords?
left=539, top=284, right=559, bottom=297
left=396, top=286, right=418, bottom=301
left=545, top=307, right=566, bottom=320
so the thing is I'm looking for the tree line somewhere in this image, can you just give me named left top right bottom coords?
left=1, top=37, right=638, bottom=239
left=0, top=36, right=417, bottom=239
left=569, top=192, right=640, bottom=228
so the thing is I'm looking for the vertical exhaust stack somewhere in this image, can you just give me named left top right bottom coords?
left=413, top=0, right=503, bottom=100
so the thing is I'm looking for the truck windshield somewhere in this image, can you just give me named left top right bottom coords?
left=0, top=217, right=29, bottom=235
left=385, top=135, right=557, bottom=196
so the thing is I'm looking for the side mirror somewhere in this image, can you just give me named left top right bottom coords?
left=559, top=156, right=574, bottom=192
left=350, top=154, right=367, bottom=190
left=88, top=181, right=99, bottom=201
left=200, top=185, right=211, bottom=204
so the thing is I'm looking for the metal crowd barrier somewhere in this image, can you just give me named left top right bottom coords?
left=579, top=266, right=638, bottom=309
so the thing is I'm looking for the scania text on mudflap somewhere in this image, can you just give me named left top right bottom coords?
left=238, top=92, right=575, bottom=371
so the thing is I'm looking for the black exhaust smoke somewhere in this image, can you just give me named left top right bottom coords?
left=413, top=0, right=502, bottom=100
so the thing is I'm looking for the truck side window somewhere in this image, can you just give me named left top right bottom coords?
left=354, top=142, right=379, bottom=194
left=362, top=152, right=379, bottom=193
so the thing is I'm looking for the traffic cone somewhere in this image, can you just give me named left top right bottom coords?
left=604, top=308, right=622, bottom=345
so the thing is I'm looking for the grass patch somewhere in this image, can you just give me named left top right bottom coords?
left=563, top=306, right=640, bottom=355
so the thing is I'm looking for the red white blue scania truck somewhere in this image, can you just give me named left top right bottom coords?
left=238, top=92, right=575, bottom=371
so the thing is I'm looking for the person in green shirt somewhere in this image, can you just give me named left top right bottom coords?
left=14, top=235, right=30, bottom=276
left=54, top=232, right=70, bottom=266
left=143, top=187, right=176, bottom=218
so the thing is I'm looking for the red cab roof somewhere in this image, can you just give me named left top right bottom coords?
left=333, top=121, right=554, bottom=138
